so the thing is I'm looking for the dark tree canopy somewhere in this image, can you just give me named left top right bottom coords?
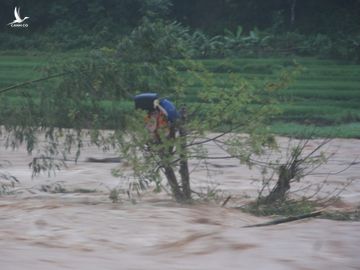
left=1, top=0, right=359, bottom=38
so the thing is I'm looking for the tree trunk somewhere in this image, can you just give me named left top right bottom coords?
left=155, top=107, right=191, bottom=203
left=266, top=175, right=291, bottom=203
left=178, top=107, right=191, bottom=200
left=164, top=165, right=184, bottom=202
left=265, top=164, right=295, bottom=203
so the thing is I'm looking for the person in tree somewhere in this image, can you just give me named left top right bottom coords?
left=134, top=93, right=178, bottom=142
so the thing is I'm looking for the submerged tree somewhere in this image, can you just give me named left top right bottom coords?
left=259, top=136, right=331, bottom=204
left=0, top=161, right=19, bottom=195
left=0, top=19, right=301, bottom=202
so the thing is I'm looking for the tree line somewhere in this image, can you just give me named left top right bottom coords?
left=1, top=0, right=359, bottom=37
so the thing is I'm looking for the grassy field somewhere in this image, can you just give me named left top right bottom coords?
left=0, top=52, right=359, bottom=138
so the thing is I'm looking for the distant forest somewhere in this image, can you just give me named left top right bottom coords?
left=1, top=0, right=360, bottom=53
left=2, top=0, right=359, bottom=33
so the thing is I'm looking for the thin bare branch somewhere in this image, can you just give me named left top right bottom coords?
left=0, top=72, right=68, bottom=95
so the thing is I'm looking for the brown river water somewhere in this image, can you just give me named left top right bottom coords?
left=1, top=137, right=359, bottom=269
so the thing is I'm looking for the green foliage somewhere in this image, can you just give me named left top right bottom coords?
left=110, top=49, right=303, bottom=202
left=241, top=199, right=359, bottom=221
left=320, top=208, right=360, bottom=221
left=0, top=20, right=296, bottom=202
left=186, top=26, right=274, bottom=58
left=0, top=33, right=39, bottom=50
left=182, top=27, right=360, bottom=61
left=1, top=23, right=359, bottom=61
left=0, top=20, right=193, bottom=192
left=117, top=18, right=191, bottom=62
left=1, top=1, right=359, bottom=61
left=43, top=21, right=94, bottom=50
left=241, top=199, right=317, bottom=217
left=190, top=31, right=224, bottom=58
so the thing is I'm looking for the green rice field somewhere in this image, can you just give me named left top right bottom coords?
left=0, top=52, right=359, bottom=138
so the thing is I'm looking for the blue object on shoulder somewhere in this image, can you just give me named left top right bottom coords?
left=134, top=93, right=158, bottom=111
left=159, top=99, right=179, bottom=122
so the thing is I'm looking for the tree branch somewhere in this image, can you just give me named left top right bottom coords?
left=243, top=210, right=322, bottom=228
left=0, top=72, right=68, bottom=95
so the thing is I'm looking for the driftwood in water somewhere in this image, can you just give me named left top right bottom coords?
left=85, top=157, right=121, bottom=163
left=221, top=196, right=232, bottom=207
left=243, top=211, right=322, bottom=228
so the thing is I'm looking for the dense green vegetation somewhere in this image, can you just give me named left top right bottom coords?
left=1, top=1, right=360, bottom=61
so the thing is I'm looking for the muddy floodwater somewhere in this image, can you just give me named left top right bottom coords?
left=1, top=137, right=359, bottom=269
